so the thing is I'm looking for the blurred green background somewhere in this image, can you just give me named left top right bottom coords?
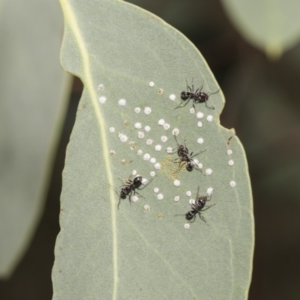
left=1, top=0, right=300, bottom=299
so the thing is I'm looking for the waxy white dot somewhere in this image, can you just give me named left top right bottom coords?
left=144, top=205, right=150, bottom=212
left=172, top=128, right=179, bottom=136
left=154, top=187, right=159, bottom=193
left=230, top=181, right=236, bottom=187
left=149, top=81, right=155, bottom=87
left=207, top=115, right=213, bottom=122
left=158, top=119, right=165, bottom=126
left=145, top=126, right=151, bottom=132
left=144, top=107, right=152, bottom=115
left=190, top=107, right=195, bottom=114
left=161, top=136, right=168, bottom=143
left=186, top=191, right=192, bottom=197
left=154, top=163, right=161, bottom=169
left=227, top=149, right=233, bottom=155
left=143, top=153, right=150, bottom=161
left=132, top=195, right=139, bottom=202
left=155, top=145, right=162, bottom=151
left=134, top=122, right=142, bottom=129
left=150, top=171, right=156, bottom=177
left=99, top=96, right=107, bottom=104
left=98, top=84, right=104, bottom=91
left=146, top=139, right=153, bottom=145
left=118, top=133, right=128, bottom=142
left=198, top=163, right=203, bottom=169
left=197, top=138, right=204, bottom=144
left=173, top=180, right=180, bottom=187
left=197, top=121, right=203, bottom=128
left=157, top=193, right=164, bottom=200
left=150, top=157, right=156, bottom=164
left=169, top=94, right=176, bottom=101
left=189, top=199, right=195, bottom=205
left=134, top=107, right=141, bottom=113
left=174, top=196, right=180, bottom=202
left=142, top=178, right=148, bottom=184
left=109, top=127, right=115, bottom=133
left=197, top=112, right=204, bottom=118
left=206, top=168, right=213, bottom=175
left=163, top=123, right=170, bottom=130
left=229, top=160, right=234, bottom=166
left=166, top=147, right=173, bottom=153
left=137, top=149, right=143, bottom=155
left=184, top=223, right=190, bottom=229
left=138, top=131, right=145, bottom=139
left=207, top=187, right=214, bottom=195
left=118, top=99, right=126, bottom=106
left=132, top=170, right=137, bottom=176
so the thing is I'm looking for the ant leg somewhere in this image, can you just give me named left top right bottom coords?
left=192, top=103, right=198, bottom=114
left=199, top=81, right=204, bottom=92
left=190, top=149, right=206, bottom=159
left=208, top=88, right=220, bottom=96
left=174, top=98, right=191, bottom=110
left=205, top=101, right=215, bottom=110
left=117, top=197, right=121, bottom=209
left=128, top=191, right=133, bottom=204
left=133, top=191, right=145, bottom=199
left=192, top=160, right=204, bottom=175
left=190, top=215, right=196, bottom=223
left=186, top=79, right=192, bottom=93
left=199, top=213, right=207, bottom=223
left=196, top=186, right=200, bottom=199
left=183, top=139, right=188, bottom=150
left=174, top=135, right=180, bottom=147
left=181, top=98, right=191, bottom=108
left=139, top=177, right=154, bottom=190
left=173, top=157, right=180, bottom=163
left=201, top=203, right=216, bottom=211
left=175, top=161, right=185, bottom=172
left=207, top=194, right=213, bottom=202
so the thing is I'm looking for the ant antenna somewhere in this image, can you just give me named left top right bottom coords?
left=207, top=89, right=220, bottom=97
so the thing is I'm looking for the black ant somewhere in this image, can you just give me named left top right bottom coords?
left=175, top=80, right=219, bottom=110
left=172, top=135, right=205, bottom=172
left=185, top=187, right=215, bottom=223
left=116, top=175, right=152, bottom=208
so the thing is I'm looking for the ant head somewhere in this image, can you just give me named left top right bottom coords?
left=186, top=162, right=194, bottom=172
left=198, top=92, right=208, bottom=101
left=178, top=145, right=185, bottom=151
left=196, top=196, right=207, bottom=205
left=186, top=211, right=194, bottom=220
left=133, top=176, right=143, bottom=185
left=181, top=91, right=189, bottom=100
left=120, top=188, right=128, bottom=198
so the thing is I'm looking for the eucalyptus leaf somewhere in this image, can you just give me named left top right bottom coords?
left=53, top=0, right=254, bottom=299
left=0, top=0, right=70, bottom=278
left=222, top=0, right=300, bottom=58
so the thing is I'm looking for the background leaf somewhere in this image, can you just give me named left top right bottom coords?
left=52, top=0, right=254, bottom=299
left=221, top=0, right=300, bottom=58
left=0, top=0, right=70, bottom=278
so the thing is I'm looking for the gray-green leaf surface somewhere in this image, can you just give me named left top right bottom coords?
left=0, top=0, right=70, bottom=278
left=53, top=0, right=254, bottom=299
left=222, top=0, right=300, bottom=58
